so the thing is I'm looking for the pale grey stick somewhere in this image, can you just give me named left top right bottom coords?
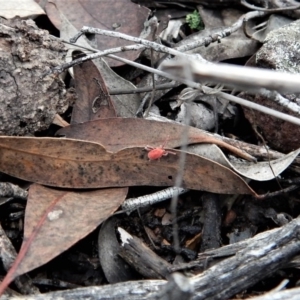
left=70, top=26, right=208, bottom=64
left=162, top=58, right=300, bottom=94
left=108, top=54, right=300, bottom=126
left=121, top=187, right=188, bottom=214
left=49, top=36, right=300, bottom=126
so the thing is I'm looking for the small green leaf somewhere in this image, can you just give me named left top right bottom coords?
left=186, top=10, right=204, bottom=31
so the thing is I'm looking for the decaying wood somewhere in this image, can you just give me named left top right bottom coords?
left=151, top=273, right=194, bottom=300
left=118, top=228, right=172, bottom=279
left=0, top=183, right=27, bottom=200
left=7, top=281, right=165, bottom=300
left=200, top=193, right=222, bottom=252
left=8, top=215, right=300, bottom=299
left=249, top=286, right=300, bottom=300
left=190, top=233, right=300, bottom=299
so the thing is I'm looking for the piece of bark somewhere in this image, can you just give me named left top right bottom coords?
left=249, top=286, right=300, bottom=300
left=200, top=193, right=222, bottom=252
left=98, top=217, right=139, bottom=283
left=0, top=183, right=27, bottom=200
left=118, top=228, right=172, bottom=279
left=151, top=273, right=194, bottom=300
left=0, top=19, right=67, bottom=135
left=191, top=238, right=300, bottom=299
left=6, top=281, right=166, bottom=300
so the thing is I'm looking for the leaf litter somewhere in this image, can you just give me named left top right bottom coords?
left=0, top=55, right=130, bottom=292
left=0, top=184, right=126, bottom=290
left=1, top=1, right=300, bottom=297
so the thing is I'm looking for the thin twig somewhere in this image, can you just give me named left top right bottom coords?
left=216, top=91, right=300, bottom=126
left=70, top=26, right=208, bottom=64
left=121, top=187, right=188, bottom=214
left=259, top=185, right=299, bottom=199
left=240, top=0, right=300, bottom=12
left=144, top=24, right=158, bottom=117
left=252, top=122, right=282, bottom=189
left=43, top=43, right=145, bottom=76
left=109, top=54, right=300, bottom=126
left=175, top=11, right=266, bottom=52
left=108, top=82, right=180, bottom=95
left=47, top=32, right=300, bottom=126
left=170, top=62, right=194, bottom=252
left=257, top=88, right=300, bottom=115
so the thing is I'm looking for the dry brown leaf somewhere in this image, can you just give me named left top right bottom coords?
left=45, top=0, right=150, bottom=67
left=71, top=55, right=116, bottom=123
left=59, top=10, right=141, bottom=118
left=0, top=184, right=125, bottom=286
left=57, top=117, right=254, bottom=161
left=0, top=136, right=258, bottom=196
left=0, top=0, right=45, bottom=19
